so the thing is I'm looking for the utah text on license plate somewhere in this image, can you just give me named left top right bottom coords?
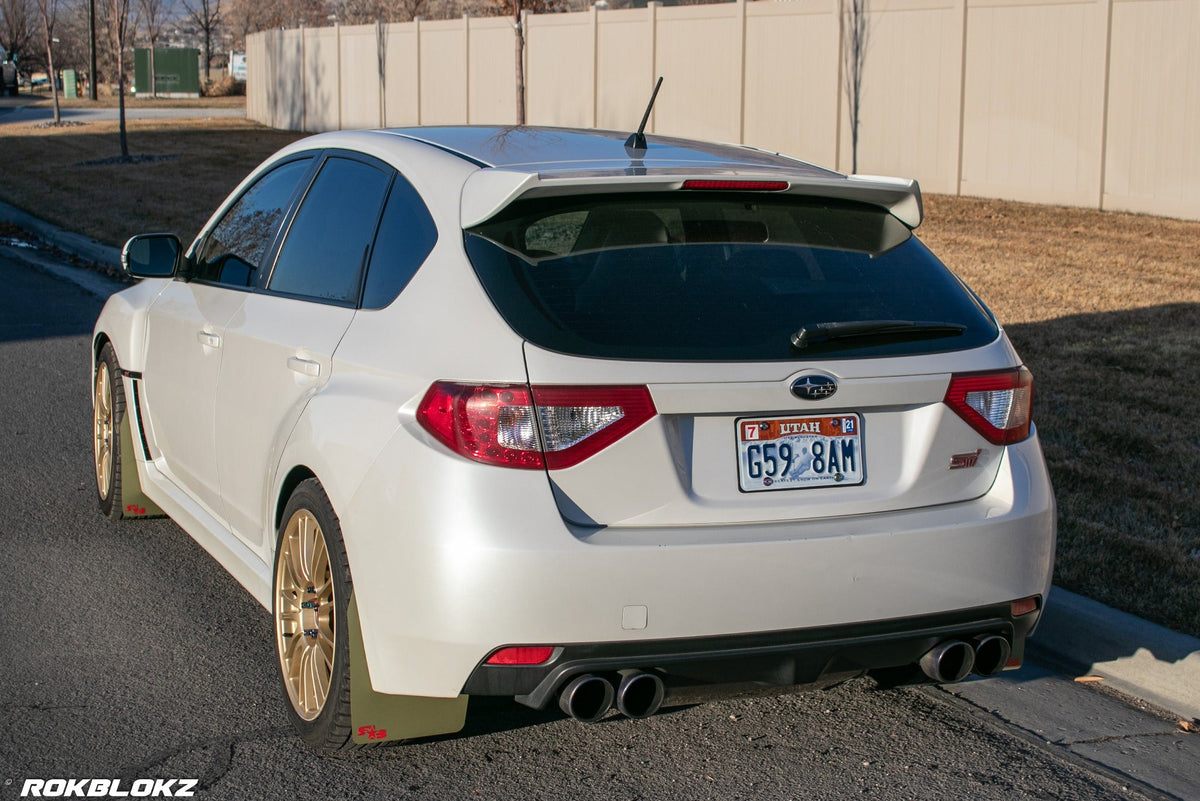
left=736, top=414, right=864, bottom=492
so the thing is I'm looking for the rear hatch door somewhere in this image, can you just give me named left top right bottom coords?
left=466, top=188, right=1018, bottom=528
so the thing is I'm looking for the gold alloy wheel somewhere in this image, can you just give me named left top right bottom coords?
left=93, top=361, right=113, bottom=500
left=275, top=509, right=336, bottom=721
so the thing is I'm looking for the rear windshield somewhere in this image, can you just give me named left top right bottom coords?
left=465, top=193, right=998, bottom=361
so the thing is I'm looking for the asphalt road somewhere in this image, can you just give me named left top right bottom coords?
left=0, top=249, right=1189, bottom=801
left=0, top=104, right=245, bottom=126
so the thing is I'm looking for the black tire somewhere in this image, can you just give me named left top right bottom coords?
left=273, top=478, right=358, bottom=754
left=93, top=343, right=126, bottom=520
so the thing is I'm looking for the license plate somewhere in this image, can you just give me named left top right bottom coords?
left=736, top=414, right=864, bottom=492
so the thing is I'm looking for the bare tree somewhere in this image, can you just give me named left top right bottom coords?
left=110, top=0, right=133, bottom=157
left=0, top=0, right=36, bottom=72
left=138, top=0, right=172, bottom=96
left=223, top=0, right=327, bottom=47
left=841, top=0, right=869, bottom=175
left=32, top=0, right=58, bottom=120
left=221, top=0, right=263, bottom=49
left=180, top=0, right=217, bottom=83
left=467, top=0, right=565, bottom=123
left=393, top=0, right=429, bottom=21
left=333, top=0, right=385, bottom=24
left=331, top=0, right=440, bottom=25
left=512, top=0, right=523, bottom=123
left=48, top=1, right=90, bottom=70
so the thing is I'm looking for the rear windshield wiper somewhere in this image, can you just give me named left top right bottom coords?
left=790, top=320, right=968, bottom=350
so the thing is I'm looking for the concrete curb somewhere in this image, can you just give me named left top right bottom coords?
left=0, top=200, right=122, bottom=270
left=4, top=202, right=1200, bottom=724
left=1032, top=586, right=1200, bottom=722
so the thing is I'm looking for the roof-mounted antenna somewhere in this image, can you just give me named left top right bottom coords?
left=625, top=76, right=663, bottom=156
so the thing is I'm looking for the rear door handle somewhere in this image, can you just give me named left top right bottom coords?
left=287, top=356, right=321, bottom=377
left=196, top=331, right=221, bottom=349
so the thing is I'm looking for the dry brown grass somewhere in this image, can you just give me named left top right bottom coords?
left=0, top=118, right=303, bottom=246
left=920, top=195, right=1200, bottom=636
left=1, top=117, right=1197, bottom=636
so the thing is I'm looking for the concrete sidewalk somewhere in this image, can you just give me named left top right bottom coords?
left=3, top=199, right=1199, bottom=727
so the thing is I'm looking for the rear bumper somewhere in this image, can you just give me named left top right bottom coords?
left=466, top=600, right=1041, bottom=709
left=343, top=430, right=1055, bottom=699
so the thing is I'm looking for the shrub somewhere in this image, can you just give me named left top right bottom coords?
left=203, top=76, right=245, bottom=97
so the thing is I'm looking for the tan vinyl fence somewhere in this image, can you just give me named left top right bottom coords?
left=247, top=0, right=1200, bottom=221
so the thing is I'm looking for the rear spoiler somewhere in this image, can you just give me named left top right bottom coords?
left=461, top=169, right=923, bottom=229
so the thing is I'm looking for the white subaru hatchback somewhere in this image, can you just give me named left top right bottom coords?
left=92, top=126, right=1055, bottom=753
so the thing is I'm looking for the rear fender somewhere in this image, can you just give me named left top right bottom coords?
left=348, top=594, right=467, bottom=744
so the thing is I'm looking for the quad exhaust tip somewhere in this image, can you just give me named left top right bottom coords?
left=616, top=671, right=665, bottom=720
left=971, top=634, right=1012, bottom=678
left=558, top=671, right=666, bottom=722
left=558, top=674, right=614, bottom=723
left=919, top=636, right=1013, bottom=684
left=919, top=640, right=976, bottom=684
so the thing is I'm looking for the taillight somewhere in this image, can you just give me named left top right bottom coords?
left=533, top=386, right=656, bottom=469
left=943, top=367, right=1034, bottom=445
left=416, top=382, right=656, bottom=470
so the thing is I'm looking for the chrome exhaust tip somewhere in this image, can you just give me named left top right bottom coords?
left=972, top=635, right=1012, bottom=678
left=919, top=640, right=976, bottom=683
left=615, top=670, right=665, bottom=719
left=558, top=674, right=615, bottom=723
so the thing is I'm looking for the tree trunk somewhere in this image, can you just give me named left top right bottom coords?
left=116, top=41, right=128, bottom=157
left=513, top=2, right=524, bottom=125
left=88, top=0, right=97, bottom=100
left=118, top=73, right=128, bottom=157
left=43, top=31, right=60, bottom=124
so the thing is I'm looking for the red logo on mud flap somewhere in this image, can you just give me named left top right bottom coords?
left=125, top=504, right=147, bottom=515
left=357, top=725, right=388, bottom=741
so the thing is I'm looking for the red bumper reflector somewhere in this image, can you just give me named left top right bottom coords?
left=681, top=179, right=789, bottom=191
left=1005, top=657, right=1022, bottom=669
left=485, top=646, right=555, bottom=666
left=1011, top=597, right=1039, bottom=617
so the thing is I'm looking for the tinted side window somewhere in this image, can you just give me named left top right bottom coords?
left=267, top=157, right=392, bottom=305
left=193, top=158, right=312, bottom=287
left=361, top=174, right=439, bottom=310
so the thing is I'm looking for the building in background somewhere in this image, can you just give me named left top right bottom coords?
left=133, top=48, right=202, bottom=97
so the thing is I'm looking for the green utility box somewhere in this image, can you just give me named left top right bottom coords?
left=133, top=48, right=201, bottom=97
left=63, top=69, right=77, bottom=98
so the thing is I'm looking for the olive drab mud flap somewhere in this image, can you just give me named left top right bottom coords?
left=120, top=411, right=165, bottom=519
left=348, top=595, right=468, bottom=744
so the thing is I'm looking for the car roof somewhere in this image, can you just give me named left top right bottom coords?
left=267, top=126, right=923, bottom=229
left=383, top=125, right=839, bottom=178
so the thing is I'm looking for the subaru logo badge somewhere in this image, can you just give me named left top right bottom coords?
left=791, top=373, right=838, bottom=401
